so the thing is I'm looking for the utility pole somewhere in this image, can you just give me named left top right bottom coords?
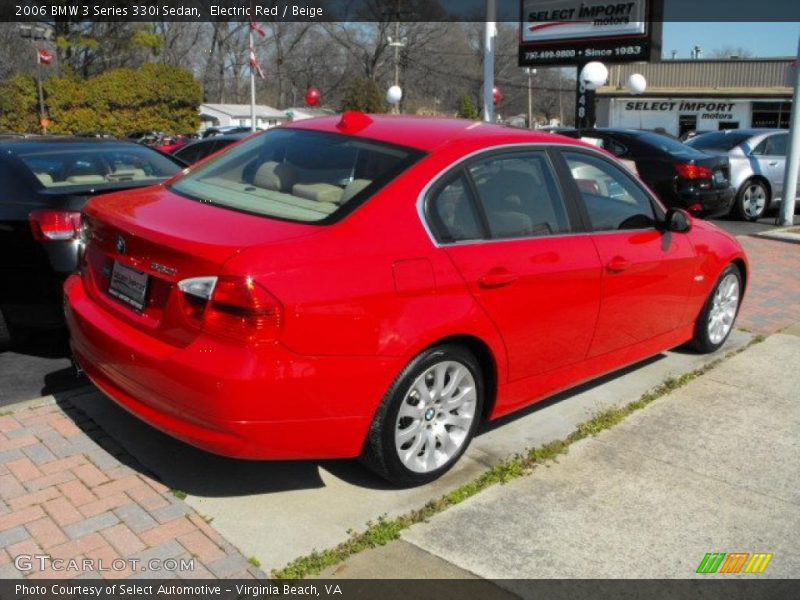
left=483, top=0, right=496, bottom=122
left=777, top=37, right=800, bottom=226
left=526, top=68, right=536, bottom=128
left=249, top=26, right=257, bottom=132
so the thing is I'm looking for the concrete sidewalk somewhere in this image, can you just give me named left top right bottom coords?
left=320, top=326, right=800, bottom=580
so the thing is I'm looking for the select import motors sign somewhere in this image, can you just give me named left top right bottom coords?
left=519, top=0, right=663, bottom=67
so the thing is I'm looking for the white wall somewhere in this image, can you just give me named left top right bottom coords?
left=606, top=98, right=752, bottom=135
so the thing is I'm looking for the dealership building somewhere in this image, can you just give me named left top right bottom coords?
left=595, top=58, right=794, bottom=137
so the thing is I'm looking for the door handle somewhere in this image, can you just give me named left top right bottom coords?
left=478, top=268, right=518, bottom=288
left=768, top=161, right=779, bottom=166
left=606, top=256, right=631, bottom=272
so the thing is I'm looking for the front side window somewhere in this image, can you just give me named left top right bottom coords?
left=563, top=151, right=656, bottom=232
left=171, top=128, right=422, bottom=223
left=467, top=152, right=570, bottom=239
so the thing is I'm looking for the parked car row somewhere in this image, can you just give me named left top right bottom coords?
left=555, top=127, right=794, bottom=222
left=0, top=137, right=184, bottom=350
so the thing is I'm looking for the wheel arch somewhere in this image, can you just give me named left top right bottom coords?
left=739, top=175, right=772, bottom=201
left=731, top=256, right=748, bottom=295
left=418, top=334, right=499, bottom=422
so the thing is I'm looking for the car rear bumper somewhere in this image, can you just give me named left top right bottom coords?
left=679, top=186, right=735, bottom=218
left=64, top=274, right=391, bottom=460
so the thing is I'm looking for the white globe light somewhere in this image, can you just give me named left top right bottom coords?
left=580, top=62, right=608, bottom=90
left=626, top=73, right=647, bottom=95
left=386, top=85, right=403, bottom=105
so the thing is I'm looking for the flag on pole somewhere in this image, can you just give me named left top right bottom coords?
left=249, top=50, right=265, bottom=79
left=250, top=19, right=266, bottom=38
left=37, top=48, right=54, bottom=65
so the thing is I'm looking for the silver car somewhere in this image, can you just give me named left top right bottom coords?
left=686, top=129, right=793, bottom=221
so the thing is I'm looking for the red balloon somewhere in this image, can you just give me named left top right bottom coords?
left=305, top=86, right=321, bottom=107
left=492, top=86, right=503, bottom=106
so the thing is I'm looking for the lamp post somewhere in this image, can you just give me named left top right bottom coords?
left=483, top=0, right=496, bottom=122
left=526, top=68, right=537, bottom=128
left=576, top=61, right=608, bottom=129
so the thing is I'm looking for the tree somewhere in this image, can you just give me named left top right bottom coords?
left=341, top=76, right=386, bottom=113
left=456, top=92, right=479, bottom=119
left=0, top=74, right=39, bottom=132
left=43, top=63, right=202, bottom=135
left=709, top=46, right=754, bottom=59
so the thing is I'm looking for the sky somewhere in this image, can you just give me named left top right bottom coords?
left=661, top=22, right=800, bottom=59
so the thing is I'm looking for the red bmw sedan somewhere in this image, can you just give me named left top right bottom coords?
left=65, top=114, right=747, bottom=485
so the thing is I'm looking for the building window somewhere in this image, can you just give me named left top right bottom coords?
left=752, top=102, right=792, bottom=129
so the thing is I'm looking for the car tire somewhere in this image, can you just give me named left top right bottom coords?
left=0, top=308, right=11, bottom=352
left=360, top=344, right=484, bottom=486
left=734, top=179, right=769, bottom=222
left=690, top=264, right=743, bottom=354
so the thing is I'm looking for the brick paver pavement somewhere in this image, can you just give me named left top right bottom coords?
left=736, top=236, right=800, bottom=336
left=0, top=398, right=265, bottom=580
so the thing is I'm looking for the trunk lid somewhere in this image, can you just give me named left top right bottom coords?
left=81, top=185, right=318, bottom=344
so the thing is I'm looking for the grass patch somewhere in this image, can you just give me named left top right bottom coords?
left=170, top=489, right=188, bottom=500
left=248, top=556, right=261, bottom=568
left=272, top=338, right=759, bottom=580
left=0, top=410, right=12, bottom=417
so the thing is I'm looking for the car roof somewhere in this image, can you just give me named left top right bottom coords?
left=189, top=133, right=250, bottom=144
left=284, top=114, right=582, bottom=152
left=0, top=137, right=149, bottom=152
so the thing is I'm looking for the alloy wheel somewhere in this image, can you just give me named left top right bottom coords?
left=394, top=360, right=477, bottom=474
left=742, top=184, right=766, bottom=219
left=707, top=273, right=740, bottom=345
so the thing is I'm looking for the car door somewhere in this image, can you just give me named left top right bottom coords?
left=556, top=149, right=698, bottom=358
left=754, top=133, right=787, bottom=199
left=425, top=149, right=602, bottom=382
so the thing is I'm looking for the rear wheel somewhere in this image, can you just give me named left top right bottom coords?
left=361, top=345, right=483, bottom=486
left=735, top=179, right=769, bottom=221
left=691, top=265, right=742, bottom=354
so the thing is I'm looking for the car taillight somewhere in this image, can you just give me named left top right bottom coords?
left=178, top=275, right=282, bottom=343
left=675, top=163, right=713, bottom=180
left=29, top=210, right=81, bottom=241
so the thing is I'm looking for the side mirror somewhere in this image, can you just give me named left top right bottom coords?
left=664, top=208, right=692, bottom=233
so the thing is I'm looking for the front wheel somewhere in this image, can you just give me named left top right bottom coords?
left=361, top=345, right=484, bottom=486
left=735, top=179, right=769, bottom=221
left=691, top=265, right=742, bottom=354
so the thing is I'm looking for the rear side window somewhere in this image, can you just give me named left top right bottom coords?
left=428, top=174, right=484, bottom=242
left=468, top=152, right=570, bottom=239
left=563, top=151, right=656, bottom=232
left=754, top=134, right=787, bottom=156
left=171, top=129, right=423, bottom=224
left=686, top=132, right=752, bottom=152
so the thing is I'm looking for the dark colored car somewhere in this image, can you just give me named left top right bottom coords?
left=172, top=133, right=250, bottom=164
left=202, top=126, right=256, bottom=138
left=0, top=138, right=183, bottom=349
left=574, top=128, right=735, bottom=218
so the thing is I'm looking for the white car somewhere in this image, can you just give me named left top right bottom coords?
left=687, top=129, right=793, bottom=221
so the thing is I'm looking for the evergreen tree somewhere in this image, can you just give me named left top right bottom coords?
left=456, top=92, right=479, bottom=120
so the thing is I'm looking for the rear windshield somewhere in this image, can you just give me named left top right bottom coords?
left=686, top=132, right=752, bottom=152
left=16, top=145, right=181, bottom=188
left=636, top=132, right=706, bottom=158
left=170, top=128, right=423, bottom=224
